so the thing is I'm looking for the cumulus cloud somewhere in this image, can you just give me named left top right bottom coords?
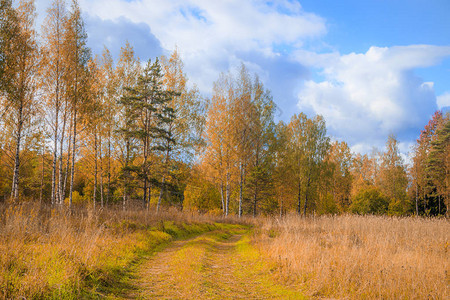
left=437, top=92, right=450, bottom=109
left=297, top=45, right=450, bottom=151
left=84, top=15, right=163, bottom=62
left=35, top=1, right=450, bottom=156
left=35, top=0, right=324, bottom=121
left=77, top=0, right=326, bottom=93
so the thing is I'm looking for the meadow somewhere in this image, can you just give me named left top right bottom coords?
left=0, top=203, right=448, bottom=299
left=0, top=203, right=239, bottom=299
left=255, top=214, right=449, bottom=299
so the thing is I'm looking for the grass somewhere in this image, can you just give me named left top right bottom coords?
left=233, top=233, right=306, bottom=299
left=134, top=226, right=305, bottom=299
left=0, top=202, right=242, bottom=299
left=254, top=214, right=450, bottom=299
left=2, top=203, right=448, bottom=299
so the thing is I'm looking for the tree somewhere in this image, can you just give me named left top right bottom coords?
left=286, top=113, right=329, bottom=216
left=1, top=0, right=39, bottom=200
left=350, top=186, right=389, bottom=215
left=273, top=121, right=295, bottom=216
left=65, top=0, right=91, bottom=208
left=161, top=49, right=206, bottom=162
left=427, top=113, right=449, bottom=215
left=183, top=165, right=221, bottom=212
left=203, top=72, right=235, bottom=215
left=161, top=50, right=207, bottom=210
left=0, top=0, right=19, bottom=94
left=115, top=42, right=140, bottom=209
left=244, top=76, right=276, bottom=216
left=119, top=58, right=177, bottom=211
left=41, top=0, right=68, bottom=205
left=100, top=47, right=118, bottom=205
left=151, top=59, right=178, bottom=212
left=79, top=57, right=105, bottom=208
left=326, top=141, right=353, bottom=212
left=409, top=111, right=446, bottom=215
left=379, top=134, right=408, bottom=215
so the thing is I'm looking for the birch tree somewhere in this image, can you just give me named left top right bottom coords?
left=1, top=0, right=39, bottom=200
left=41, top=0, right=68, bottom=205
left=65, top=0, right=90, bottom=207
left=204, top=72, right=235, bottom=215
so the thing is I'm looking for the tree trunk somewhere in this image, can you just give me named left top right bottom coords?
left=143, top=176, right=148, bottom=209
left=415, top=183, right=419, bottom=216
left=239, top=162, right=243, bottom=218
left=220, top=181, right=225, bottom=214
left=297, top=180, right=302, bottom=214
left=93, top=129, right=98, bottom=210
left=157, top=176, right=165, bottom=213
left=39, top=145, right=45, bottom=204
left=146, top=183, right=151, bottom=211
left=143, top=134, right=148, bottom=208
left=51, top=113, right=58, bottom=205
left=99, top=135, right=104, bottom=208
left=303, top=177, right=311, bottom=216
left=225, top=171, right=230, bottom=216
left=157, top=142, right=171, bottom=213
left=107, top=131, right=111, bottom=206
left=69, top=109, right=77, bottom=209
left=11, top=101, right=24, bottom=200
left=51, top=40, right=61, bottom=206
left=304, top=191, right=308, bottom=217
left=438, top=194, right=441, bottom=215
left=58, top=108, right=68, bottom=205
left=123, top=138, right=130, bottom=211
left=62, top=127, right=72, bottom=205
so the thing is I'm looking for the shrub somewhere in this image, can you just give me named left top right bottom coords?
left=350, top=186, right=388, bottom=215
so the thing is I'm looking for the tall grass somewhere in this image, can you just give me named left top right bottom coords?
left=255, top=214, right=449, bottom=299
left=0, top=202, right=236, bottom=299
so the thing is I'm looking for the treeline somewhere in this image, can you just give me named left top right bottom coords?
left=0, top=0, right=448, bottom=216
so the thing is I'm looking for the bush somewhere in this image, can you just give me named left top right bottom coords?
left=388, top=199, right=405, bottom=216
left=65, top=190, right=86, bottom=205
left=350, top=186, right=388, bottom=215
left=183, top=176, right=221, bottom=212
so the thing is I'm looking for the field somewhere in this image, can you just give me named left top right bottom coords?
left=0, top=203, right=448, bottom=299
left=255, top=214, right=449, bottom=299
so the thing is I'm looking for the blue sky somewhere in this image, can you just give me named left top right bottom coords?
left=35, top=0, right=450, bottom=156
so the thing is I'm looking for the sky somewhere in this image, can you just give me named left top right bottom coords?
left=34, top=0, right=450, bottom=157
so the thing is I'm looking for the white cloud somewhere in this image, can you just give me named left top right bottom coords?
left=34, top=1, right=450, bottom=156
left=77, top=0, right=326, bottom=92
left=437, top=92, right=450, bottom=109
left=297, top=45, right=450, bottom=151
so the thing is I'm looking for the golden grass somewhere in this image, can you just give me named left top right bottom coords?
left=0, top=203, right=237, bottom=299
left=254, top=214, right=449, bottom=299
left=3, top=203, right=447, bottom=299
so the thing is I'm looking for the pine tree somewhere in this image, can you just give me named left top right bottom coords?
left=427, top=114, right=449, bottom=215
left=115, top=42, right=140, bottom=210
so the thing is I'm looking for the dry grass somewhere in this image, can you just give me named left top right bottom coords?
left=3, top=203, right=447, bottom=299
left=0, top=202, right=238, bottom=299
left=254, top=214, right=449, bottom=299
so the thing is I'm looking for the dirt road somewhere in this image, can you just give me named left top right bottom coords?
left=128, top=228, right=304, bottom=299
